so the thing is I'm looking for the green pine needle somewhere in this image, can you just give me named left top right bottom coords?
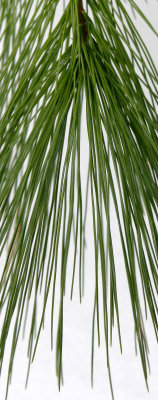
left=0, top=0, right=158, bottom=398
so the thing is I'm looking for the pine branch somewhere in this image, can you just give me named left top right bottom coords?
left=77, top=0, right=88, bottom=43
left=0, top=1, right=158, bottom=398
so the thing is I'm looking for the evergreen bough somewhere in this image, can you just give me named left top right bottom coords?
left=0, top=1, right=158, bottom=398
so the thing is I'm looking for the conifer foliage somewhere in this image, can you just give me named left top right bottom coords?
left=0, top=1, right=158, bottom=398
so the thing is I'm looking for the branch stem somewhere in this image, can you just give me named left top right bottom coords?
left=77, top=0, right=88, bottom=43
